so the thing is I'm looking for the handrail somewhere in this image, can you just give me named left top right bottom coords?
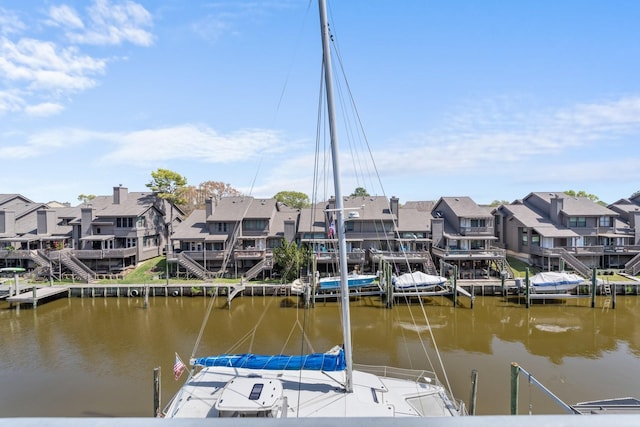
left=510, top=362, right=579, bottom=415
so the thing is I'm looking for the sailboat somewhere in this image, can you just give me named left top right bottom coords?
left=164, top=0, right=463, bottom=418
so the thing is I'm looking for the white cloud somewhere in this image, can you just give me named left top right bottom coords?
left=25, top=102, right=64, bottom=117
left=371, top=95, right=640, bottom=179
left=65, top=0, right=154, bottom=46
left=0, top=37, right=106, bottom=92
left=48, top=5, right=84, bottom=30
left=102, top=124, right=285, bottom=165
left=0, top=90, right=24, bottom=114
left=0, top=7, right=26, bottom=36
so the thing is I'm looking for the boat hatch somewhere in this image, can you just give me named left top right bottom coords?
left=214, top=377, right=283, bottom=416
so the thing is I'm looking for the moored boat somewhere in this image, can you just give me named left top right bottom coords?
left=526, top=271, right=585, bottom=293
left=393, top=271, right=448, bottom=291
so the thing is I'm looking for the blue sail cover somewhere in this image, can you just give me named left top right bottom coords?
left=193, top=348, right=346, bottom=371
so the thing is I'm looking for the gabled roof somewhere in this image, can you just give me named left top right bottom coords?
left=210, top=197, right=259, bottom=221
left=397, top=207, right=431, bottom=232
left=270, top=207, right=299, bottom=238
left=339, top=196, right=396, bottom=221
left=0, top=194, right=34, bottom=207
left=498, top=204, right=579, bottom=238
left=434, top=196, right=492, bottom=218
left=172, top=210, right=210, bottom=241
left=526, top=192, right=617, bottom=216
left=297, top=207, right=326, bottom=234
left=86, top=192, right=160, bottom=217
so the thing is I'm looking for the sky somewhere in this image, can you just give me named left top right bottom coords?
left=1, top=0, right=639, bottom=207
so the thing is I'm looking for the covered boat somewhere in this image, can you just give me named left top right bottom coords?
left=393, top=271, right=448, bottom=291
left=527, top=271, right=585, bottom=293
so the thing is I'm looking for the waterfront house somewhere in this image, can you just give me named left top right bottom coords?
left=430, top=196, right=507, bottom=280
left=0, top=187, right=180, bottom=282
left=492, top=191, right=638, bottom=277
left=171, top=196, right=296, bottom=279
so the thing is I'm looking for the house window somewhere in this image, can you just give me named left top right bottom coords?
left=531, top=234, right=540, bottom=246
left=470, top=219, right=486, bottom=228
left=125, top=238, right=137, bottom=248
left=243, top=219, right=267, bottom=231
left=521, top=228, right=528, bottom=246
left=216, top=223, right=228, bottom=232
left=116, top=217, right=134, bottom=228
left=569, top=217, right=587, bottom=227
left=599, top=217, right=612, bottom=227
left=137, top=216, right=146, bottom=227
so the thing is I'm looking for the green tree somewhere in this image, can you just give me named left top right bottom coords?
left=146, top=168, right=188, bottom=283
left=146, top=168, right=188, bottom=205
left=564, top=190, right=600, bottom=203
left=273, top=239, right=310, bottom=282
left=350, top=187, right=369, bottom=197
left=274, top=191, right=310, bottom=209
left=77, top=194, right=96, bottom=205
left=489, top=200, right=510, bottom=207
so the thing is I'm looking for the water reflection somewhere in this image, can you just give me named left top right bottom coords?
left=0, top=294, right=638, bottom=416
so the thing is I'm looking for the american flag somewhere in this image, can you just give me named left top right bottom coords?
left=174, top=353, right=186, bottom=381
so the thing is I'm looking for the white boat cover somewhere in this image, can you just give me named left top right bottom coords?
left=393, top=271, right=447, bottom=289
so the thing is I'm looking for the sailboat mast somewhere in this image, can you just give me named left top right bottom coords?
left=318, top=0, right=353, bottom=394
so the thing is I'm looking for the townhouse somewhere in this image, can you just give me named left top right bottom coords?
left=4, top=188, right=640, bottom=283
left=493, top=192, right=640, bottom=277
left=0, top=186, right=180, bottom=282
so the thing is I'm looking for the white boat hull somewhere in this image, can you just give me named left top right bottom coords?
left=165, top=365, right=460, bottom=418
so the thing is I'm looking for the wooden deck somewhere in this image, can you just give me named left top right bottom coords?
left=6, top=287, right=69, bottom=307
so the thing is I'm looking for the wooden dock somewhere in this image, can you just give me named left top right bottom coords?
left=6, top=286, right=69, bottom=307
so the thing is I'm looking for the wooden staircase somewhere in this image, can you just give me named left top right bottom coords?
left=243, top=256, right=273, bottom=281
left=559, top=249, right=591, bottom=278
left=177, top=252, right=210, bottom=280
left=625, top=253, right=640, bottom=276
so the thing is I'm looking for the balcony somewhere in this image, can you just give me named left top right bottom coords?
left=234, top=249, right=267, bottom=260
left=459, top=226, right=493, bottom=236
left=432, top=246, right=505, bottom=260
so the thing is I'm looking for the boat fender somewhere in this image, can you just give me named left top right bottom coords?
left=172, top=290, right=179, bottom=297
left=130, top=289, right=139, bottom=297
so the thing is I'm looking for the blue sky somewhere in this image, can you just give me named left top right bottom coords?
left=1, top=0, right=639, bottom=207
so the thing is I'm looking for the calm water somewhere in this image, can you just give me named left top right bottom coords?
left=0, top=293, right=639, bottom=417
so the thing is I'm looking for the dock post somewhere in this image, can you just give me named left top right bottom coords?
left=612, top=284, right=616, bottom=309
left=153, top=367, right=161, bottom=417
left=469, top=369, right=478, bottom=415
left=525, top=268, right=530, bottom=309
left=144, top=284, right=149, bottom=309
left=510, top=363, right=520, bottom=415
left=591, top=268, right=597, bottom=308
left=452, top=265, right=458, bottom=307
left=501, top=271, right=506, bottom=297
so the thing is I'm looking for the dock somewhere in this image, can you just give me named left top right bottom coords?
left=6, top=286, right=69, bottom=308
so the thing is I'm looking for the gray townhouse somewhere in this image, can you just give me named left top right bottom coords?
left=170, top=196, right=297, bottom=280
left=0, top=186, right=180, bottom=282
left=493, top=191, right=640, bottom=277
left=430, top=196, right=508, bottom=280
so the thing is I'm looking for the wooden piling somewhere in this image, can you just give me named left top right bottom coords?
left=525, top=268, right=530, bottom=309
left=153, top=367, right=161, bottom=417
left=469, top=369, right=478, bottom=416
left=510, top=362, right=519, bottom=415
